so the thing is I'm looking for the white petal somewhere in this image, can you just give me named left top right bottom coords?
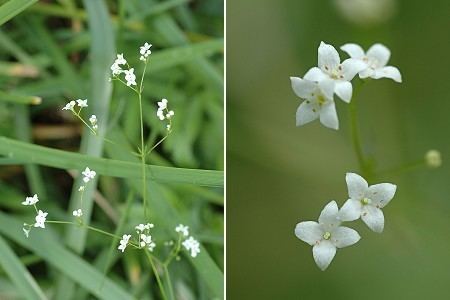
left=318, top=201, right=340, bottom=227
left=312, top=241, right=336, bottom=271
left=331, top=226, right=361, bottom=248
left=341, top=58, right=367, bottom=81
left=361, top=206, right=384, bottom=233
left=340, top=43, right=365, bottom=59
left=359, top=68, right=374, bottom=79
left=296, top=101, right=319, bottom=126
left=339, top=199, right=362, bottom=221
left=367, top=43, right=391, bottom=67
left=304, top=67, right=327, bottom=82
left=334, top=81, right=352, bottom=103
left=346, top=173, right=368, bottom=200
left=319, top=101, right=339, bottom=130
left=294, top=221, right=323, bottom=245
left=317, top=79, right=335, bottom=100
left=318, top=41, right=340, bottom=71
left=372, top=66, right=402, bottom=83
left=290, top=77, right=316, bottom=98
left=366, top=183, right=397, bottom=208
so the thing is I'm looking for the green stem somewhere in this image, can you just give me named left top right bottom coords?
left=164, top=235, right=182, bottom=266
left=139, top=61, right=149, bottom=219
left=145, top=250, right=168, bottom=300
left=163, top=265, right=175, bottom=300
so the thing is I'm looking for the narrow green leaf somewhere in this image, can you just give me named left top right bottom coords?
left=0, top=0, right=37, bottom=26
left=0, top=90, right=41, bottom=105
left=0, top=136, right=224, bottom=187
left=0, top=212, right=134, bottom=300
left=0, top=235, right=47, bottom=300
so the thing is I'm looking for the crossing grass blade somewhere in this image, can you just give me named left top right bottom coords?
left=0, top=0, right=37, bottom=26
left=0, top=212, right=134, bottom=300
left=0, top=235, right=47, bottom=300
left=0, top=136, right=224, bottom=187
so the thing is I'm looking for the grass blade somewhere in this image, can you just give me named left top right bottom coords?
left=0, top=136, right=224, bottom=187
left=0, top=0, right=37, bottom=26
left=0, top=235, right=47, bottom=300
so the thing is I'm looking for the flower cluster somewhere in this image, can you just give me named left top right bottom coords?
left=140, top=42, right=152, bottom=61
left=294, top=172, right=396, bottom=270
left=117, top=223, right=156, bottom=253
left=290, top=41, right=402, bottom=130
left=118, top=234, right=131, bottom=252
left=110, top=54, right=136, bottom=86
left=89, top=115, right=97, bottom=130
left=62, top=99, right=99, bottom=133
left=22, top=194, right=48, bottom=237
left=62, top=99, right=88, bottom=111
left=156, top=98, right=175, bottom=131
left=81, top=167, right=96, bottom=183
left=176, top=224, right=201, bottom=258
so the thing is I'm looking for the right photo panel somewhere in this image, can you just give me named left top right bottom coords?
left=227, top=0, right=449, bottom=299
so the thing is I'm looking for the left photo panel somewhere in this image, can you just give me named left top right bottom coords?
left=0, top=1, right=224, bottom=299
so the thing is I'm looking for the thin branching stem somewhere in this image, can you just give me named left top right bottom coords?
left=145, top=250, right=169, bottom=300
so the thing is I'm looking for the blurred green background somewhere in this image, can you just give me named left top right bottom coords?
left=227, top=0, right=449, bottom=299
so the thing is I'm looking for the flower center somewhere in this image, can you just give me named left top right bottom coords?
left=361, top=197, right=371, bottom=205
left=323, top=231, right=331, bottom=240
left=328, top=65, right=344, bottom=80
left=316, top=94, right=326, bottom=106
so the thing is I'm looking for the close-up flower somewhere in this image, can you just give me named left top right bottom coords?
left=175, top=224, right=189, bottom=237
left=290, top=77, right=339, bottom=129
left=139, top=42, right=152, bottom=61
left=34, top=210, right=48, bottom=229
left=303, top=41, right=366, bottom=102
left=76, top=99, right=88, bottom=108
left=81, top=167, right=96, bottom=183
left=62, top=100, right=76, bottom=111
left=339, top=173, right=397, bottom=232
left=118, top=234, right=131, bottom=253
left=295, top=201, right=360, bottom=270
left=182, top=236, right=201, bottom=258
left=72, top=209, right=83, bottom=217
left=124, top=68, right=137, bottom=86
left=341, top=43, right=402, bottom=82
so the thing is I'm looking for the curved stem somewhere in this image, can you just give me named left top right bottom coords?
left=145, top=250, right=168, bottom=300
left=164, top=235, right=182, bottom=266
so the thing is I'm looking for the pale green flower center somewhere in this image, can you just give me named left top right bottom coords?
left=317, top=94, right=326, bottom=106
left=361, top=197, right=370, bottom=205
left=323, top=231, right=331, bottom=240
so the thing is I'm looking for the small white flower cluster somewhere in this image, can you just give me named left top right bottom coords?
left=81, top=167, right=96, bottom=183
left=110, top=54, right=136, bottom=86
left=62, top=99, right=88, bottom=111
left=117, top=223, right=156, bottom=253
left=72, top=209, right=82, bottom=217
left=21, top=194, right=48, bottom=237
left=139, top=42, right=152, bottom=61
left=176, top=224, right=201, bottom=258
left=156, top=99, right=175, bottom=131
left=290, top=41, right=402, bottom=130
left=294, top=172, right=397, bottom=270
left=75, top=167, right=97, bottom=218
left=89, top=115, right=98, bottom=130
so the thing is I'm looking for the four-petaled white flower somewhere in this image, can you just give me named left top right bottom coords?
left=339, top=173, right=397, bottom=233
left=22, top=194, right=39, bottom=206
left=72, top=209, right=83, bottom=217
left=76, top=99, right=88, bottom=108
left=139, top=42, right=152, bottom=61
left=139, top=233, right=156, bottom=251
left=118, top=234, right=131, bottom=252
left=304, top=41, right=366, bottom=102
left=111, top=54, right=127, bottom=76
left=290, top=77, right=338, bottom=130
left=62, top=101, right=76, bottom=111
left=175, top=224, right=189, bottom=237
left=341, top=43, right=402, bottom=83
left=182, top=236, right=201, bottom=258
left=34, top=210, right=48, bottom=229
left=295, top=201, right=360, bottom=271
left=82, top=167, right=96, bottom=183
left=124, top=68, right=137, bottom=86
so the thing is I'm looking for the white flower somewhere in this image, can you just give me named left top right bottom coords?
left=82, top=167, right=96, bottom=183
left=157, top=110, right=165, bottom=121
left=156, top=99, right=169, bottom=121
left=115, top=54, right=127, bottom=65
left=78, top=185, right=85, bottom=192
left=76, top=99, right=88, bottom=108
left=290, top=77, right=338, bottom=130
left=304, top=41, right=366, bottom=102
left=339, top=173, right=397, bottom=233
left=147, top=240, right=156, bottom=251
left=144, top=223, right=154, bottom=230
left=34, top=210, right=48, bottom=229
left=118, top=234, right=131, bottom=252
left=182, top=236, right=201, bottom=258
left=165, top=110, right=175, bottom=119
left=89, top=115, right=97, bottom=125
left=158, top=98, right=168, bottom=110
left=72, top=209, right=83, bottom=217
left=135, top=224, right=146, bottom=232
left=139, top=234, right=156, bottom=251
left=175, top=224, right=189, bottom=237
left=295, top=201, right=360, bottom=271
left=124, top=68, right=137, bottom=86
left=341, top=43, right=402, bottom=82
left=22, top=194, right=39, bottom=206
left=166, top=124, right=171, bottom=131
left=62, top=101, right=76, bottom=110
left=111, top=63, right=122, bottom=76
left=139, top=42, right=152, bottom=61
